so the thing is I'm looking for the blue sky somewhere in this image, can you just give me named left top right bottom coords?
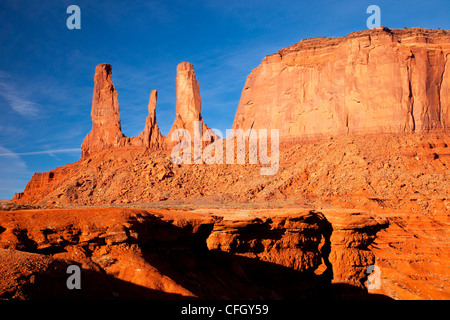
left=0, top=0, right=449, bottom=199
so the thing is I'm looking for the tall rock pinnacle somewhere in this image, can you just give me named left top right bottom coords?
left=175, top=62, right=202, bottom=122
left=81, top=63, right=124, bottom=158
left=138, top=90, right=163, bottom=148
left=167, top=62, right=211, bottom=144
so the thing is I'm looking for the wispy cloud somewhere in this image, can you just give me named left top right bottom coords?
left=0, top=71, right=11, bottom=79
left=0, top=123, right=26, bottom=138
left=0, top=148, right=80, bottom=157
left=0, top=145, right=30, bottom=199
left=0, top=71, right=41, bottom=117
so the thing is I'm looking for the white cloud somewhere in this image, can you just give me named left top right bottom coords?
left=0, top=72, right=41, bottom=117
left=0, top=145, right=80, bottom=199
left=0, top=145, right=31, bottom=200
left=0, top=71, right=11, bottom=79
left=0, top=148, right=80, bottom=157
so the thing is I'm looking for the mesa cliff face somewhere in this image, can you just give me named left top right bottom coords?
left=233, top=27, right=450, bottom=137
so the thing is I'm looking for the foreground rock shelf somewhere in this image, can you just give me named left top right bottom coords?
left=0, top=207, right=387, bottom=299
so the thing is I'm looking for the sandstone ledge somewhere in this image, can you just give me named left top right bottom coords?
left=0, top=207, right=386, bottom=299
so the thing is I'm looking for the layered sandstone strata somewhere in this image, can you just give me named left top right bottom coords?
left=233, top=27, right=450, bottom=137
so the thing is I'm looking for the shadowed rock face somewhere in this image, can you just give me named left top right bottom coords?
left=232, top=27, right=450, bottom=137
left=0, top=208, right=388, bottom=299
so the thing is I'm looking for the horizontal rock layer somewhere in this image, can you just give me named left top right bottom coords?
left=0, top=207, right=386, bottom=299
